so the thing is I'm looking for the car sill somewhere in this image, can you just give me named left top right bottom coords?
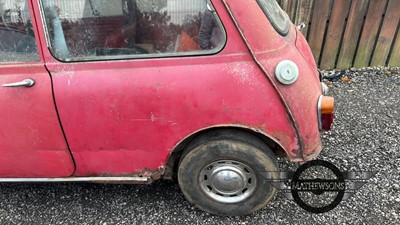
left=0, top=176, right=149, bottom=183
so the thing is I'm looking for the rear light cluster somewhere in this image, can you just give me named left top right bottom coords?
left=318, top=95, right=335, bottom=131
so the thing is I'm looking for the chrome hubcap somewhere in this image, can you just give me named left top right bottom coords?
left=199, top=160, right=257, bottom=203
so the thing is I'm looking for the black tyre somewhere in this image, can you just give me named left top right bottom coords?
left=178, top=131, right=278, bottom=216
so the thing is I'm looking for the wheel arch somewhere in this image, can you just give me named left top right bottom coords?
left=163, top=125, right=287, bottom=179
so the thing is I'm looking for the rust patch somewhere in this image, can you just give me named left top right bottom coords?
left=137, top=167, right=165, bottom=183
left=91, top=167, right=165, bottom=184
left=303, top=140, right=323, bottom=161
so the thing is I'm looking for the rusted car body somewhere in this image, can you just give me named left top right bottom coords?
left=0, top=0, right=334, bottom=215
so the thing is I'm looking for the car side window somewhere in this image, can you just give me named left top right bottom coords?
left=0, top=0, right=40, bottom=63
left=40, top=0, right=226, bottom=61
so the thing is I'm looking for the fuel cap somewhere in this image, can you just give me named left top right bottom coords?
left=275, top=60, right=299, bottom=85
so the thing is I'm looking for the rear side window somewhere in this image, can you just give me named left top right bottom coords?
left=256, top=0, right=290, bottom=36
left=40, top=0, right=226, bottom=61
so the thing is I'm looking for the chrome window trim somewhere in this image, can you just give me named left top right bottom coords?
left=38, top=0, right=51, bottom=49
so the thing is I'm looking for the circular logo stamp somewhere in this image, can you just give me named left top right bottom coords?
left=291, top=160, right=345, bottom=213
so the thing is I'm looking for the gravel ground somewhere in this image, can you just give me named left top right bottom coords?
left=0, top=67, right=399, bottom=225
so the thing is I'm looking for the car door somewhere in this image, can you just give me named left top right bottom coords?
left=0, top=0, right=74, bottom=177
left=36, top=0, right=230, bottom=176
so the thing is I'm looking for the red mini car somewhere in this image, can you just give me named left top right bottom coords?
left=0, top=0, right=334, bottom=215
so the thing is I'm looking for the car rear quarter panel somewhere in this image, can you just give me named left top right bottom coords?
left=223, top=0, right=323, bottom=159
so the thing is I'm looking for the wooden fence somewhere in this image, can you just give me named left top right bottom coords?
left=277, top=0, right=400, bottom=69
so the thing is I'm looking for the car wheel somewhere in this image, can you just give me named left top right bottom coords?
left=177, top=131, right=278, bottom=216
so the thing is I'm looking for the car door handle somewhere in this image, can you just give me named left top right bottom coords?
left=2, top=78, right=35, bottom=87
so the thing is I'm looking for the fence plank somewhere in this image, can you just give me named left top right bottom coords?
left=354, top=0, right=388, bottom=68
left=371, top=0, right=400, bottom=66
left=337, top=0, right=369, bottom=69
left=278, top=0, right=400, bottom=69
left=388, top=30, right=400, bottom=67
left=307, top=0, right=331, bottom=65
left=320, top=0, right=351, bottom=70
left=294, top=0, right=314, bottom=36
left=280, top=0, right=297, bottom=21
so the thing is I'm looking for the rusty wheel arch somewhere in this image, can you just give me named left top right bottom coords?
left=163, top=126, right=287, bottom=179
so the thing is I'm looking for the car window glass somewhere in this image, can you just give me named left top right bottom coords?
left=256, top=0, right=289, bottom=36
left=0, top=0, right=40, bottom=63
left=40, top=0, right=226, bottom=61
